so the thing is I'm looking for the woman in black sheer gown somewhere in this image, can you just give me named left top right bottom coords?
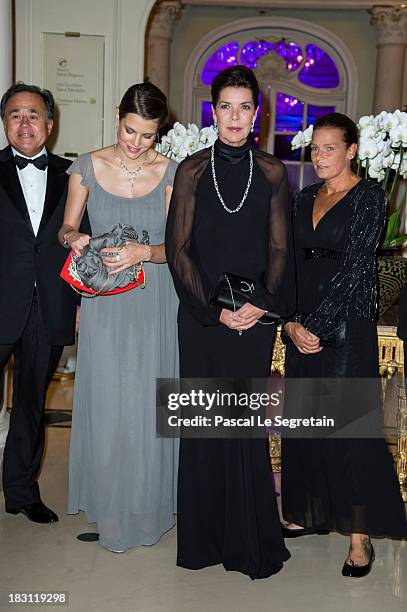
left=165, top=66, right=294, bottom=579
left=282, top=113, right=407, bottom=578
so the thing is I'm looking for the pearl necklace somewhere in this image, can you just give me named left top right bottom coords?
left=114, top=145, right=150, bottom=188
left=210, top=144, right=253, bottom=214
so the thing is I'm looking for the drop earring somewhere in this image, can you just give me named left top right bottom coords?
left=213, top=122, right=218, bottom=133
left=251, top=121, right=255, bottom=133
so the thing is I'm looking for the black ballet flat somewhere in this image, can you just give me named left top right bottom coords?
left=281, top=524, right=329, bottom=538
left=341, top=545, right=375, bottom=578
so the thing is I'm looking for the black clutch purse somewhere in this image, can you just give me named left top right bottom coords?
left=281, top=315, right=347, bottom=348
left=209, top=272, right=281, bottom=323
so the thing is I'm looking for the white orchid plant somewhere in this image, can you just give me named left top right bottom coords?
left=291, top=110, right=407, bottom=248
left=156, top=121, right=217, bottom=162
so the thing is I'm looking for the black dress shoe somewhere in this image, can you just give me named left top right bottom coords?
left=342, top=545, right=375, bottom=578
left=281, top=524, right=329, bottom=538
left=6, top=501, right=59, bottom=524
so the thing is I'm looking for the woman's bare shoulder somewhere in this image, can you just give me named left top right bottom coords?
left=152, top=150, right=173, bottom=170
left=89, top=146, right=116, bottom=171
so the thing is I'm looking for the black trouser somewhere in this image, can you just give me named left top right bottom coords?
left=0, top=293, right=63, bottom=509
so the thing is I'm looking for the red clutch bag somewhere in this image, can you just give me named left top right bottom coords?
left=60, top=250, right=146, bottom=297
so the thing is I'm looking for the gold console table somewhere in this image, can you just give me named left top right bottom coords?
left=269, top=326, right=407, bottom=502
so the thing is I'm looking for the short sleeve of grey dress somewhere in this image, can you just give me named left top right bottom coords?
left=67, top=153, right=179, bottom=552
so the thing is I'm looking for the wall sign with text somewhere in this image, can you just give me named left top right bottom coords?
left=43, top=32, right=105, bottom=158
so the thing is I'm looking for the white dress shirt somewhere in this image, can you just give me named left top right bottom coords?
left=12, top=146, right=48, bottom=236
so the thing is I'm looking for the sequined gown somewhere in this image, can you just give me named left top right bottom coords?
left=282, top=179, right=407, bottom=537
left=165, top=139, right=295, bottom=579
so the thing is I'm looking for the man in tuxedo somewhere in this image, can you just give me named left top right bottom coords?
left=0, top=83, right=79, bottom=523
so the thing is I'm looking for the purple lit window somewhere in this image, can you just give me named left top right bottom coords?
left=270, top=39, right=303, bottom=72
left=201, top=39, right=339, bottom=89
left=201, top=101, right=213, bottom=128
left=240, top=40, right=274, bottom=69
left=201, top=42, right=240, bottom=85
left=251, top=91, right=262, bottom=149
left=274, top=135, right=301, bottom=162
left=202, top=39, right=304, bottom=85
left=240, top=39, right=303, bottom=72
left=307, top=104, right=336, bottom=126
left=275, top=92, right=304, bottom=133
left=298, top=44, right=339, bottom=88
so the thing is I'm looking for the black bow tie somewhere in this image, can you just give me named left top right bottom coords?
left=14, top=153, right=48, bottom=171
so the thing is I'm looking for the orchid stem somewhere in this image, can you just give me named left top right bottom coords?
left=382, top=166, right=391, bottom=192
left=389, top=146, right=403, bottom=205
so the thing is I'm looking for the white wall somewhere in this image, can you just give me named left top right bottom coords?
left=15, top=0, right=156, bottom=151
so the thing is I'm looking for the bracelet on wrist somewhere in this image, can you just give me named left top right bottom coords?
left=142, top=245, right=152, bottom=262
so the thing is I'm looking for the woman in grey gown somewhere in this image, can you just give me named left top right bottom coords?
left=58, top=83, right=178, bottom=552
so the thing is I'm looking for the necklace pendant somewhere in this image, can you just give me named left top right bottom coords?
left=114, top=144, right=149, bottom=189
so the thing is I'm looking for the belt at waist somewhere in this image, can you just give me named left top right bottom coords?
left=304, top=247, right=342, bottom=260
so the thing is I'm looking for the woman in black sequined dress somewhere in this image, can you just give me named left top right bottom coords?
left=282, top=113, right=407, bottom=578
left=166, top=66, right=295, bottom=579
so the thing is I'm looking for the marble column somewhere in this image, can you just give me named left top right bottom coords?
left=371, top=5, right=407, bottom=114
left=0, top=0, right=12, bottom=458
left=146, top=0, right=182, bottom=99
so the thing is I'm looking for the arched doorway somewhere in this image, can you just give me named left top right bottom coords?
left=183, top=17, right=357, bottom=190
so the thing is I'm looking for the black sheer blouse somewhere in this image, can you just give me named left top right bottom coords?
left=165, top=141, right=295, bottom=326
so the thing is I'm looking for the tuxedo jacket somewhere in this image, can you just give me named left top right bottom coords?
left=0, top=145, right=86, bottom=346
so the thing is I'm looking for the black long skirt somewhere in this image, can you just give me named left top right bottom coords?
left=282, top=319, right=407, bottom=537
left=176, top=305, right=290, bottom=579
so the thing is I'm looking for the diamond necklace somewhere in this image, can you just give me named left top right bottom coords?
left=210, top=144, right=253, bottom=214
left=114, top=145, right=150, bottom=188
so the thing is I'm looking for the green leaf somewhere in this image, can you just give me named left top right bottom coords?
left=386, top=234, right=407, bottom=248
left=384, top=210, right=401, bottom=243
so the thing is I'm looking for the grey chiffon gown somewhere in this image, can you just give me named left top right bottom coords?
left=67, top=153, right=179, bottom=552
